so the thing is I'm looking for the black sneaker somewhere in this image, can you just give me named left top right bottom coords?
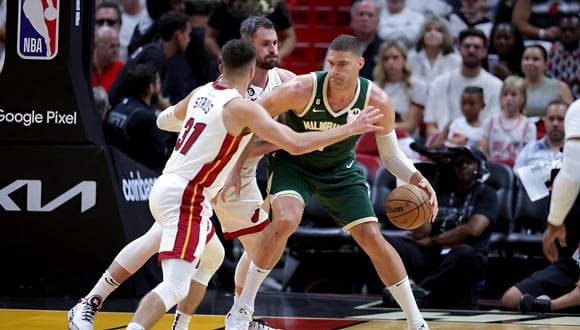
left=519, top=293, right=551, bottom=314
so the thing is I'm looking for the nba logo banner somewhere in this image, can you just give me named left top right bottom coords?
left=17, top=0, right=59, bottom=60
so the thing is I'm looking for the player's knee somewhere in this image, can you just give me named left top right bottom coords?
left=152, top=279, right=190, bottom=311
left=192, top=235, right=225, bottom=286
left=500, top=287, right=521, bottom=309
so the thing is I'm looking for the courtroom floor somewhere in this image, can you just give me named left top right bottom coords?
left=1, top=289, right=580, bottom=330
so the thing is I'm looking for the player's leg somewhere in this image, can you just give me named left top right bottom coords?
left=68, top=223, right=162, bottom=330
left=127, top=258, right=197, bottom=329
left=226, top=160, right=309, bottom=329
left=172, top=233, right=225, bottom=330
left=319, top=163, right=428, bottom=330
left=350, top=222, right=428, bottom=329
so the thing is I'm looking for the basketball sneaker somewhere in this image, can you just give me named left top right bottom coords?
left=67, top=296, right=102, bottom=330
left=249, top=319, right=280, bottom=329
left=519, top=293, right=551, bottom=314
left=410, top=323, right=430, bottom=330
left=225, top=303, right=253, bottom=330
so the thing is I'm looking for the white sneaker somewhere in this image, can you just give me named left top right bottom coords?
left=225, top=303, right=253, bottom=330
left=249, top=320, right=280, bottom=329
left=67, top=296, right=102, bottom=330
left=410, top=323, right=430, bottom=330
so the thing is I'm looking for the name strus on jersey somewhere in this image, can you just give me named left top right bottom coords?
left=193, top=96, right=213, bottom=114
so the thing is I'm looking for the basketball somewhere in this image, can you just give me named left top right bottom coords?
left=385, top=184, right=431, bottom=230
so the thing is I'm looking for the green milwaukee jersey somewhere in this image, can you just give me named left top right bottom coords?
left=282, top=71, right=372, bottom=170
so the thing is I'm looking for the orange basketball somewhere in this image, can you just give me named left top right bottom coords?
left=385, top=184, right=431, bottom=230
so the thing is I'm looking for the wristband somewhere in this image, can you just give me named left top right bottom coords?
left=538, top=28, right=545, bottom=39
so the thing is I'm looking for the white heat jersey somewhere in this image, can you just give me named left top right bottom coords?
left=241, top=68, right=284, bottom=175
left=163, top=81, right=252, bottom=198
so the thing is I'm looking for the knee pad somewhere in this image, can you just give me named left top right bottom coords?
left=152, top=279, right=190, bottom=311
left=192, top=234, right=225, bottom=286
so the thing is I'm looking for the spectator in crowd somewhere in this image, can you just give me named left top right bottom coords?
left=103, top=64, right=171, bottom=172
left=184, top=0, right=219, bottom=86
left=405, top=0, right=453, bottom=17
left=93, top=26, right=125, bottom=92
left=430, top=86, right=485, bottom=148
left=93, top=85, right=110, bottom=121
left=502, top=99, right=580, bottom=314
left=204, top=0, right=296, bottom=62
left=514, top=100, right=568, bottom=171
left=449, top=0, right=494, bottom=45
left=377, top=0, right=425, bottom=50
left=477, top=75, right=536, bottom=167
left=408, top=16, right=462, bottom=89
left=487, top=21, right=525, bottom=80
left=521, top=44, right=573, bottom=118
left=0, top=0, right=5, bottom=72
left=127, top=0, right=185, bottom=55
left=95, top=1, right=123, bottom=32
left=108, top=10, right=191, bottom=108
left=349, top=0, right=383, bottom=80
left=547, top=14, right=579, bottom=100
left=386, top=146, right=498, bottom=307
left=118, top=0, right=152, bottom=62
left=511, top=0, right=579, bottom=42
left=373, top=40, right=427, bottom=135
left=423, top=28, right=502, bottom=139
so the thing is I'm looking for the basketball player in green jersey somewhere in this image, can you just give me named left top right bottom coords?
left=224, top=34, right=438, bottom=330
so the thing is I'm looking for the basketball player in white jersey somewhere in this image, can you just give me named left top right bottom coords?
left=211, top=15, right=295, bottom=321
left=122, top=38, right=383, bottom=330
left=68, top=16, right=296, bottom=330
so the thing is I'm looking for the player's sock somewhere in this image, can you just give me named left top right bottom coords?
left=236, top=261, right=270, bottom=311
left=126, top=322, right=145, bottom=330
left=172, top=310, right=192, bottom=330
left=387, top=276, right=425, bottom=329
left=85, top=271, right=120, bottom=305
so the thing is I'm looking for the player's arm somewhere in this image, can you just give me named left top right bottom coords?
left=368, top=85, right=438, bottom=221
left=257, top=74, right=312, bottom=118
left=156, top=87, right=199, bottom=132
left=228, top=99, right=383, bottom=155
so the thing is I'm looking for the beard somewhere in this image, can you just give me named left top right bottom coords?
left=256, top=55, right=278, bottom=70
left=462, top=57, right=482, bottom=69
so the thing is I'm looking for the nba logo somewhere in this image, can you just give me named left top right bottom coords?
left=17, top=0, right=59, bottom=60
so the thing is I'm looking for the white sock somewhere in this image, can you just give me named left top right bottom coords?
left=387, top=276, right=425, bottom=328
left=85, top=271, right=120, bottom=307
left=126, top=322, right=145, bottom=330
left=172, top=310, right=192, bottom=330
left=236, top=261, right=270, bottom=311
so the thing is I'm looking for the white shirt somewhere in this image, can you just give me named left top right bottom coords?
left=120, top=8, right=152, bottom=62
left=423, top=69, right=503, bottom=130
left=408, top=49, right=462, bottom=89
left=378, top=7, right=424, bottom=49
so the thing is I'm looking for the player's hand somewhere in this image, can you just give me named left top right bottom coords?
left=213, top=169, right=242, bottom=204
left=417, top=178, right=438, bottom=223
left=542, top=223, right=567, bottom=263
left=346, top=106, right=384, bottom=135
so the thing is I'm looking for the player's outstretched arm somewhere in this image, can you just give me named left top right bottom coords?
left=228, top=99, right=384, bottom=155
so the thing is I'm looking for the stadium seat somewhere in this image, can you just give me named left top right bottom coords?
left=484, top=161, right=516, bottom=254
left=506, top=178, right=550, bottom=257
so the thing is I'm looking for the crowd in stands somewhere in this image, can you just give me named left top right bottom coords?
left=1, top=0, right=574, bottom=314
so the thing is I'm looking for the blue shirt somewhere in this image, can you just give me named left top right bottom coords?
left=513, top=138, right=562, bottom=172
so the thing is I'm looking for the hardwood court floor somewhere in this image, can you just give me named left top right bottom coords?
left=1, top=290, right=580, bottom=329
